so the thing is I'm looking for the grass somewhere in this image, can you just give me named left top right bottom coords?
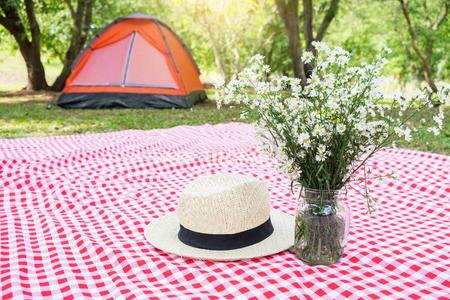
left=0, top=90, right=243, bottom=137
left=393, top=106, right=449, bottom=154
left=0, top=89, right=449, bottom=154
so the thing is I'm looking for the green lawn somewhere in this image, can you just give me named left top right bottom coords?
left=0, top=90, right=243, bottom=136
left=0, top=90, right=449, bottom=155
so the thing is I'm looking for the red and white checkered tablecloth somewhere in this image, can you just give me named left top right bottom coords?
left=1, top=123, right=449, bottom=299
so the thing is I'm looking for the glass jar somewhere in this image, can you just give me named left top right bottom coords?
left=294, top=188, right=350, bottom=265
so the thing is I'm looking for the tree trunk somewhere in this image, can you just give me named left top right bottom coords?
left=0, top=1, right=48, bottom=90
left=24, top=0, right=48, bottom=90
left=210, top=34, right=228, bottom=82
left=51, top=0, right=95, bottom=91
left=275, top=0, right=306, bottom=82
left=21, top=45, right=48, bottom=90
left=315, top=0, right=340, bottom=42
left=303, top=0, right=314, bottom=52
left=399, top=0, right=438, bottom=93
left=276, top=0, right=340, bottom=81
left=302, top=0, right=314, bottom=77
left=307, top=0, right=340, bottom=76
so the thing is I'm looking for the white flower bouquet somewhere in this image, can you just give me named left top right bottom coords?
left=216, top=42, right=448, bottom=264
left=217, top=42, right=447, bottom=195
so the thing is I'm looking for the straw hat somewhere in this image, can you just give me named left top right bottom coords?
left=144, top=174, right=294, bottom=261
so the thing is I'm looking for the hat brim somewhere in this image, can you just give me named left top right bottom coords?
left=144, top=210, right=295, bottom=261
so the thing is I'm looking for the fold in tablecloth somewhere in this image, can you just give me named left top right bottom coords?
left=1, top=123, right=449, bottom=299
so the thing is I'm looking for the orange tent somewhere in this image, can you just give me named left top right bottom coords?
left=58, top=14, right=206, bottom=108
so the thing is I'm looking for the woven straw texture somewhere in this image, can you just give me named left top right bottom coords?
left=178, top=173, right=271, bottom=234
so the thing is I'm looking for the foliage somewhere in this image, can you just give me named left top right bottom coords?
left=163, top=0, right=279, bottom=82
left=216, top=43, right=448, bottom=194
left=326, top=0, right=449, bottom=84
left=0, top=0, right=448, bottom=88
left=398, top=0, right=449, bottom=81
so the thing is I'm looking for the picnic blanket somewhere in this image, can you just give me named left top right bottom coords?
left=1, top=123, right=449, bottom=299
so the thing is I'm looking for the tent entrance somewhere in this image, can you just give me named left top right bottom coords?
left=71, top=32, right=179, bottom=89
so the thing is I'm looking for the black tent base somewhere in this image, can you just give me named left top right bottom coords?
left=57, top=90, right=207, bottom=109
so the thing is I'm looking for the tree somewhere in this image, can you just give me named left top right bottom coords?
left=170, top=0, right=278, bottom=83
left=275, top=0, right=340, bottom=82
left=275, top=0, right=304, bottom=80
left=0, top=0, right=95, bottom=91
left=398, top=0, right=449, bottom=93
left=0, top=1, right=47, bottom=90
